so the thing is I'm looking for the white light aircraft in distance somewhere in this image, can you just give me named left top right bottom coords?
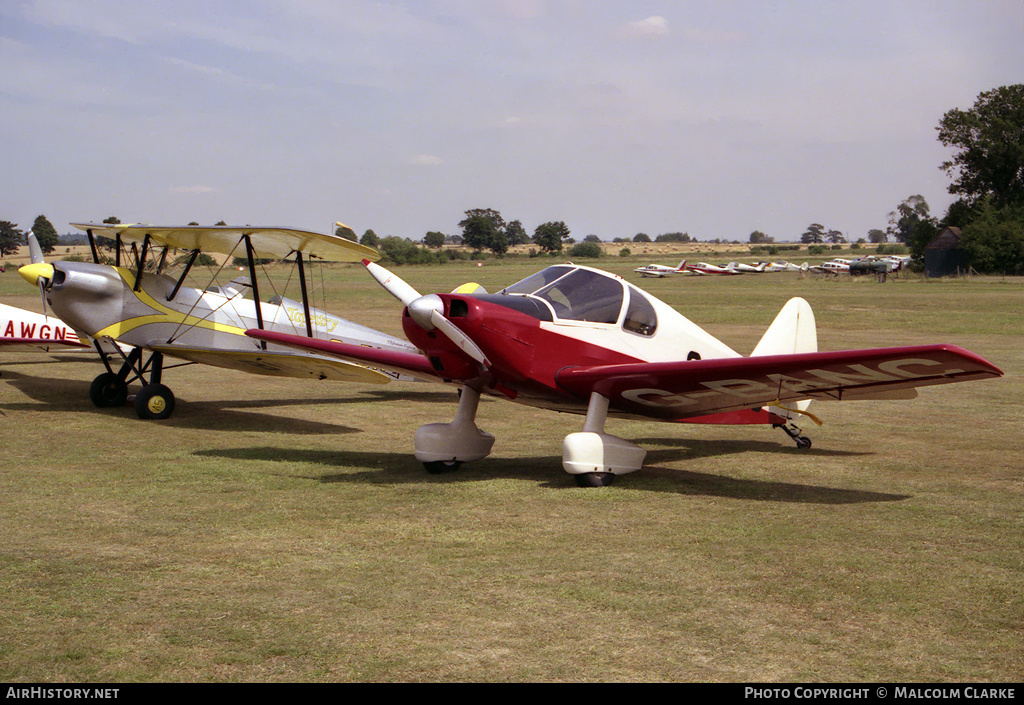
left=633, top=260, right=688, bottom=277
left=249, top=261, right=1003, bottom=487
left=685, top=261, right=741, bottom=275
left=19, top=223, right=419, bottom=419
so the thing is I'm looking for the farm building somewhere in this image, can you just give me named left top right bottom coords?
left=925, top=227, right=966, bottom=277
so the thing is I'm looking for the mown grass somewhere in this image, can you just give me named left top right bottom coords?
left=0, top=258, right=1021, bottom=682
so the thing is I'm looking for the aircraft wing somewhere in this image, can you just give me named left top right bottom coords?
left=555, top=345, right=1003, bottom=421
left=71, top=222, right=379, bottom=262
left=146, top=343, right=396, bottom=383
left=243, top=330, right=444, bottom=381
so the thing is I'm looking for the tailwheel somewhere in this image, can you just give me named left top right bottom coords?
left=775, top=421, right=812, bottom=449
left=134, top=383, right=176, bottom=420
left=89, top=372, right=128, bottom=408
left=423, top=460, right=462, bottom=475
left=573, top=472, right=615, bottom=488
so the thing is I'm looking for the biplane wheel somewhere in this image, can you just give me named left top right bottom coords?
left=574, top=472, right=615, bottom=488
left=89, top=372, right=128, bottom=408
left=796, top=436, right=812, bottom=450
left=134, top=384, right=176, bottom=420
left=423, top=460, right=462, bottom=474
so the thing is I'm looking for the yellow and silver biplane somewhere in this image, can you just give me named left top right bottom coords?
left=18, top=222, right=418, bottom=419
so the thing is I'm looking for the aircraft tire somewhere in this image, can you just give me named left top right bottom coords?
left=796, top=436, right=812, bottom=450
left=89, top=373, right=128, bottom=408
left=135, top=384, right=176, bottom=420
left=573, top=472, right=614, bottom=488
left=423, top=460, right=462, bottom=474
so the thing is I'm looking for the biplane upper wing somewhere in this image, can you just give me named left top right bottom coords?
left=145, top=342, right=397, bottom=383
left=71, top=223, right=379, bottom=262
left=555, top=345, right=1003, bottom=421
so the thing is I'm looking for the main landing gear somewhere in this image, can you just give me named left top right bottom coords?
left=413, top=389, right=647, bottom=487
left=414, top=386, right=495, bottom=472
left=562, top=392, right=647, bottom=487
left=89, top=345, right=176, bottom=420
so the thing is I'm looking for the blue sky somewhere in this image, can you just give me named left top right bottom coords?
left=2, top=0, right=1022, bottom=243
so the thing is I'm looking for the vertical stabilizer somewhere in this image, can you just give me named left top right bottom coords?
left=751, top=297, right=816, bottom=357
left=751, top=297, right=817, bottom=419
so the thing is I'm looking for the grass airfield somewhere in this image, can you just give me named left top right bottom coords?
left=0, top=256, right=1021, bottom=682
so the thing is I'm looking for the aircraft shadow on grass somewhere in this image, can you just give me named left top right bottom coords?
left=0, top=369, right=455, bottom=435
left=194, top=442, right=909, bottom=503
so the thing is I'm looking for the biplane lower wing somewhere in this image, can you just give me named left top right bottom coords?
left=555, top=344, right=1003, bottom=421
left=146, top=343, right=395, bottom=384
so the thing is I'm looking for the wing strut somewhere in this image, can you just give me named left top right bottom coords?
left=243, top=234, right=267, bottom=349
left=87, top=228, right=100, bottom=264
left=168, top=249, right=199, bottom=301
left=295, top=251, right=314, bottom=338
left=134, top=233, right=151, bottom=292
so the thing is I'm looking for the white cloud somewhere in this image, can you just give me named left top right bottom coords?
left=624, top=16, right=669, bottom=38
left=408, top=154, right=443, bottom=166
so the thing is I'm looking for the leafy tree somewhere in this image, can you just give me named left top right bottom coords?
left=887, top=195, right=932, bottom=243
left=335, top=224, right=357, bottom=241
left=800, top=224, right=826, bottom=244
left=583, top=234, right=601, bottom=243
left=30, top=215, right=59, bottom=254
left=868, top=229, right=887, bottom=244
left=0, top=220, right=24, bottom=257
left=533, top=221, right=571, bottom=253
left=749, top=230, right=772, bottom=244
left=360, top=229, right=380, bottom=248
left=632, top=233, right=651, bottom=243
left=423, top=231, right=445, bottom=248
left=656, top=232, right=691, bottom=243
left=937, top=84, right=1024, bottom=210
left=506, top=220, right=530, bottom=246
left=459, top=208, right=508, bottom=254
left=826, top=230, right=846, bottom=244
left=887, top=195, right=939, bottom=261
left=569, top=241, right=602, bottom=258
left=959, top=200, right=1024, bottom=274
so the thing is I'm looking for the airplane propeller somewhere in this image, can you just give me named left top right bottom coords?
left=21, top=232, right=53, bottom=313
left=363, top=259, right=491, bottom=368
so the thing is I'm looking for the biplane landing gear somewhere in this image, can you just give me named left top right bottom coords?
left=775, top=421, right=812, bottom=449
left=134, top=384, right=175, bottom=420
left=91, top=346, right=176, bottom=420
left=89, top=372, right=128, bottom=408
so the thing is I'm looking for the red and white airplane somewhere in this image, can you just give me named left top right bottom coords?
left=685, top=261, right=741, bottom=275
left=633, top=260, right=689, bottom=277
left=248, top=261, right=1002, bottom=487
left=1, top=302, right=89, bottom=351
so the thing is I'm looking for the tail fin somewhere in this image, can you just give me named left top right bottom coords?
left=751, top=297, right=817, bottom=419
left=677, top=260, right=687, bottom=272
left=752, top=297, right=816, bottom=357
